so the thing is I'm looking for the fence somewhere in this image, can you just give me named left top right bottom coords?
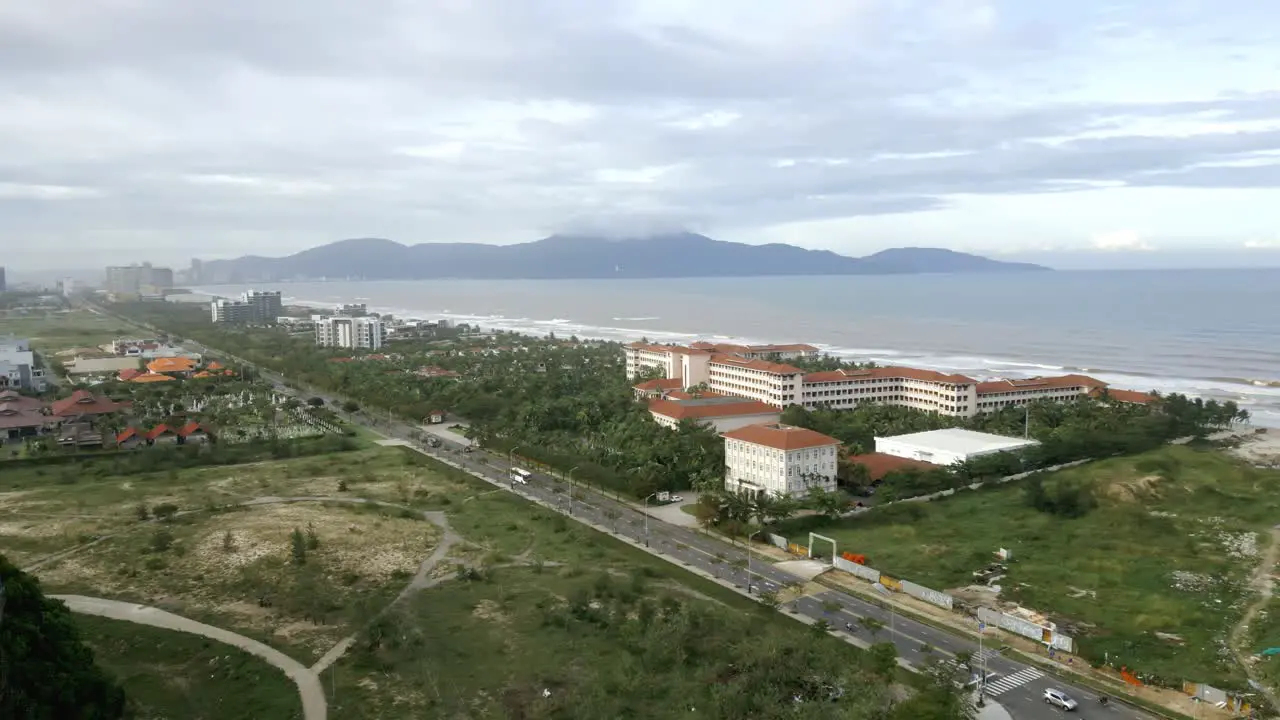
left=833, top=556, right=881, bottom=583
left=768, top=533, right=788, bottom=550
left=902, top=579, right=954, bottom=610
left=976, top=607, right=1074, bottom=654
left=1183, top=682, right=1251, bottom=714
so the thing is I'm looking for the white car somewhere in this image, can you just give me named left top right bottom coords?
left=1043, top=689, right=1078, bottom=711
left=668, top=495, right=684, bottom=503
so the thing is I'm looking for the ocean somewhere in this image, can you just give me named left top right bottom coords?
left=195, top=269, right=1280, bottom=427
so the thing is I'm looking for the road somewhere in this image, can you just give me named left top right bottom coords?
left=166, top=337, right=1153, bottom=720
left=54, top=594, right=325, bottom=720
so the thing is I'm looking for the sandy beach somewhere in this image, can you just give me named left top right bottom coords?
left=1230, top=428, right=1280, bottom=467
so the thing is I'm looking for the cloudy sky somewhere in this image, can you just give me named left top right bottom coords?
left=4, top=0, right=1280, bottom=271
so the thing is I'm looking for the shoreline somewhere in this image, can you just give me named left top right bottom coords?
left=186, top=286, right=1280, bottom=428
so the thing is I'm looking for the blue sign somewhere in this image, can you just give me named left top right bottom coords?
left=978, top=622, right=986, bottom=632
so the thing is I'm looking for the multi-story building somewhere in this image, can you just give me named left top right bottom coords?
left=689, top=341, right=820, bottom=361
left=0, top=266, right=6, bottom=292
left=627, top=342, right=1140, bottom=418
left=0, top=336, right=48, bottom=392
left=210, top=290, right=282, bottom=325
left=105, top=263, right=174, bottom=296
left=723, top=423, right=841, bottom=498
left=647, top=391, right=782, bottom=432
left=315, top=316, right=385, bottom=350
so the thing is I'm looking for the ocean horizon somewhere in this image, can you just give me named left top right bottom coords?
left=194, top=268, right=1280, bottom=427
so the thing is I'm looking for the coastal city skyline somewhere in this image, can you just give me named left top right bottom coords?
left=5, top=1, right=1280, bottom=270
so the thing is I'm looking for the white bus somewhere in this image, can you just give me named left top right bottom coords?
left=510, top=468, right=532, bottom=485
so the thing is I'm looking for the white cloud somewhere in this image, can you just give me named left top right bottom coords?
left=1091, top=230, right=1154, bottom=252
left=4, top=0, right=1280, bottom=267
left=1244, top=238, right=1280, bottom=249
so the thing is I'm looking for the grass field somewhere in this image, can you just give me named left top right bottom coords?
left=778, top=445, right=1280, bottom=687
left=0, top=307, right=131, bottom=353
left=74, top=614, right=302, bottom=720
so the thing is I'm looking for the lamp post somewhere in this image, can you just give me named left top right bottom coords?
left=747, top=529, right=763, bottom=593
left=643, top=492, right=657, bottom=546
left=508, top=445, right=521, bottom=488
left=566, top=465, right=580, bottom=515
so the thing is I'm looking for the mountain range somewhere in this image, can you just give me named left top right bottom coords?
left=196, top=233, right=1048, bottom=282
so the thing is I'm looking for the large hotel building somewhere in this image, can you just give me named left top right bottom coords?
left=626, top=341, right=1154, bottom=418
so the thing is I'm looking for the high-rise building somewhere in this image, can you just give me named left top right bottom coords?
left=315, top=316, right=385, bottom=350
left=209, top=289, right=282, bottom=325
left=0, top=266, right=6, bottom=292
left=105, top=263, right=174, bottom=295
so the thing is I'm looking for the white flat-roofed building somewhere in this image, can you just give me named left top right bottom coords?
left=648, top=391, right=782, bottom=432
left=874, top=428, right=1040, bottom=466
left=315, top=315, right=385, bottom=350
left=723, top=423, right=841, bottom=498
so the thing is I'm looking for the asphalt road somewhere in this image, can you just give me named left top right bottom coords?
left=170, top=340, right=1153, bottom=720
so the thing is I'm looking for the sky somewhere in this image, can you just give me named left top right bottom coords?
left=4, top=0, right=1280, bottom=272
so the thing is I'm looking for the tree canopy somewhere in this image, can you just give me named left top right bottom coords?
left=1, top=554, right=126, bottom=720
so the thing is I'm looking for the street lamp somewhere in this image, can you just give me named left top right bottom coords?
left=508, top=445, right=521, bottom=488
left=643, top=492, right=658, bottom=546
left=566, top=465, right=580, bottom=515
left=747, top=529, right=763, bottom=593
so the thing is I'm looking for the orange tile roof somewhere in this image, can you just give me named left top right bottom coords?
left=206, top=361, right=224, bottom=370
left=694, top=341, right=818, bottom=354
left=117, top=368, right=143, bottom=381
left=804, top=366, right=977, bottom=385
left=146, top=356, right=197, bottom=374
left=116, top=427, right=140, bottom=443
left=649, top=397, right=780, bottom=421
left=177, top=421, right=208, bottom=437
left=709, top=354, right=804, bottom=374
left=1091, top=387, right=1158, bottom=404
left=131, top=373, right=176, bottom=383
left=663, top=389, right=729, bottom=401
left=633, top=378, right=682, bottom=393
left=145, top=424, right=175, bottom=441
left=847, top=452, right=939, bottom=481
left=192, top=371, right=213, bottom=378
left=721, top=423, right=841, bottom=451
left=975, top=374, right=1104, bottom=395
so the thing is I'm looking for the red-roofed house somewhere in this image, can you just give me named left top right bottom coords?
left=847, top=452, right=939, bottom=482
left=116, top=427, right=143, bottom=449
left=177, top=421, right=213, bottom=444
left=722, top=423, right=841, bottom=498
left=0, top=390, right=52, bottom=439
left=51, top=390, right=126, bottom=419
left=1091, top=387, right=1159, bottom=405
left=648, top=395, right=781, bottom=432
left=632, top=377, right=682, bottom=399
left=145, top=423, right=178, bottom=444
left=117, top=368, right=144, bottom=382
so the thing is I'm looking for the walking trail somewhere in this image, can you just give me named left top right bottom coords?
left=37, top=495, right=464, bottom=720
left=1229, top=526, right=1280, bottom=712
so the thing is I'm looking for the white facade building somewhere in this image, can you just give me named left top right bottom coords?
left=315, top=316, right=386, bottom=350
left=648, top=392, right=782, bottom=432
left=0, top=336, right=47, bottom=391
left=874, top=428, right=1040, bottom=466
left=626, top=343, right=1115, bottom=418
left=723, top=423, right=841, bottom=498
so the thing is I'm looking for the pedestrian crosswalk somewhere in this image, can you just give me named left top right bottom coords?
left=982, top=667, right=1044, bottom=696
left=938, top=648, right=1000, bottom=673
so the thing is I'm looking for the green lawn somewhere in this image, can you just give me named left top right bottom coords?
left=778, top=445, right=1280, bottom=688
left=0, top=308, right=132, bottom=353
left=74, top=615, right=302, bottom=720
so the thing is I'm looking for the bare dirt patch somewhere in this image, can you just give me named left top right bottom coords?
left=1101, top=474, right=1165, bottom=503
left=36, top=501, right=441, bottom=662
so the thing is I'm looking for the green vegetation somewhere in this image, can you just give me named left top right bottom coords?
left=74, top=615, right=302, bottom=720
left=0, top=554, right=127, bottom=719
left=777, top=445, right=1280, bottom=689
left=109, top=301, right=726, bottom=498
left=325, top=564, right=908, bottom=720
left=0, top=305, right=130, bottom=354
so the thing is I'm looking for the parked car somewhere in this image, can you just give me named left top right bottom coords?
left=668, top=495, right=684, bottom=503
left=1043, top=689, right=1078, bottom=711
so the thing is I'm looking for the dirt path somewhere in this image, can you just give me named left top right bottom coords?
left=1230, top=526, right=1280, bottom=711
left=37, top=494, right=468, bottom=714
left=54, top=594, right=327, bottom=720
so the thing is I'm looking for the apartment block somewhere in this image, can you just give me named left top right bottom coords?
left=315, top=315, right=385, bottom=350
left=723, top=423, right=841, bottom=498
left=210, top=290, right=282, bottom=325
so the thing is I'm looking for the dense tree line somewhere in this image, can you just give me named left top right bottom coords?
left=1, top=555, right=127, bottom=719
